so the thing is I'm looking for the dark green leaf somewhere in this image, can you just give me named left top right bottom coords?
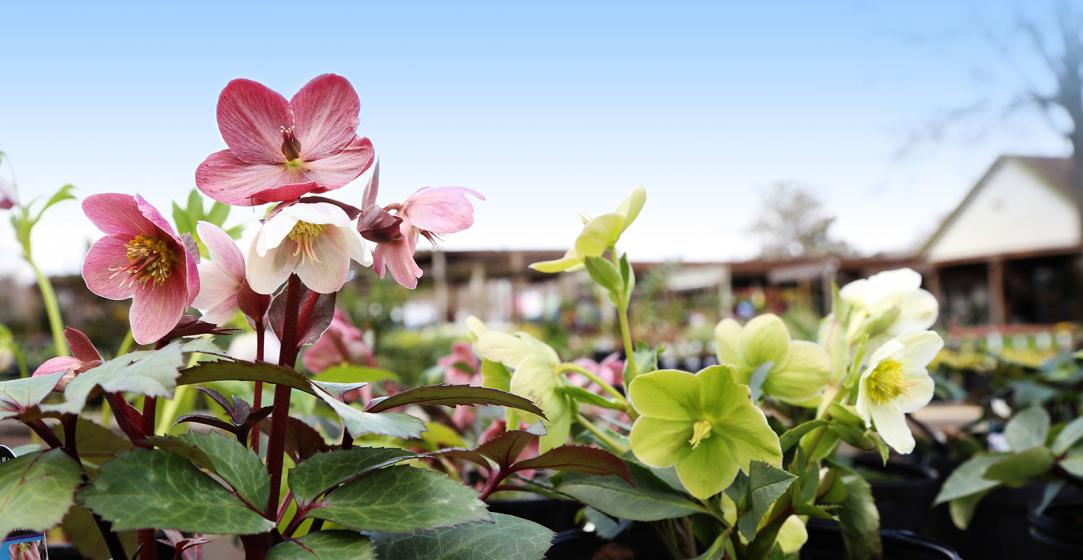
left=0, top=450, right=83, bottom=538
left=371, top=513, right=553, bottom=560
left=312, top=382, right=426, bottom=439
left=178, top=360, right=315, bottom=394
left=555, top=462, right=707, bottom=521
left=779, top=420, right=826, bottom=453
left=289, top=447, right=416, bottom=505
left=737, top=461, right=797, bottom=540
left=177, top=431, right=270, bottom=510
left=984, top=447, right=1055, bottom=485
left=308, top=466, right=489, bottom=532
left=79, top=449, right=274, bottom=534
left=837, top=474, right=881, bottom=560
left=267, top=531, right=374, bottom=559
left=53, top=418, right=131, bottom=467
left=1005, top=407, right=1050, bottom=451
left=365, top=384, right=544, bottom=417
left=0, top=373, right=65, bottom=420
left=510, top=445, right=631, bottom=482
left=44, top=343, right=185, bottom=415
left=934, top=453, right=1007, bottom=504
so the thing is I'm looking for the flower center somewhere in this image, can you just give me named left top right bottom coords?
left=866, top=358, right=908, bottom=403
left=111, top=235, right=175, bottom=287
left=280, top=125, right=303, bottom=162
left=287, top=220, right=325, bottom=264
left=688, top=420, right=713, bottom=449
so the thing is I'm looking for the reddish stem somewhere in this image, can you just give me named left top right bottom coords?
left=139, top=395, right=158, bottom=560
left=251, top=319, right=265, bottom=454
left=265, top=275, right=302, bottom=518
left=478, top=468, right=509, bottom=501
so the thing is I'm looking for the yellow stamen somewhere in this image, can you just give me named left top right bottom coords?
left=113, top=235, right=175, bottom=286
left=866, top=359, right=909, bottom=403
left=688, top=420, right=713, bottom=449
left=287, top=220, right=325, bottom=264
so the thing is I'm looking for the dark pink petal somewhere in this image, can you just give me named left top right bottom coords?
left=82, top=236, right=136, bottom=300
left=290, top=74, right=361, bottom=159
left=129, top=274, right=189, bottom=345
left=216, top=79, right=292, bottom=164
left=196, top=150, right=320, bottom=206
left=372, top=227, right=422, bottom=289
left=182, top=236, right=200, bottom=306
left=135, top=195, right=181, bottom=241
left=0, top=178, right=15, bottom=209
left=402, top=187, right=484, bottom=234
left=302, top=136, right=374, bottom=188
left=83, top=194, right=157, bottom=237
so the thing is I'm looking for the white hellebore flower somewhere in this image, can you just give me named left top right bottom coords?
left=246, top=202, right=372, bottom=294
left=855, top=330, right=943, bottom=454
left=839, top=268, right=938, bottom=350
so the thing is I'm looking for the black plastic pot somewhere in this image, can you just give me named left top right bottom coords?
left=488, top=498, right=583, bottom=532
left=1028, top=502, right=1083, bottom=560
left=545, top=524, right=674, bottom=560
left=46, top=545, right=85, bottom=559
left=858, top=459, right=940, bottom=532
left=803, top=520, right=960, bottom=560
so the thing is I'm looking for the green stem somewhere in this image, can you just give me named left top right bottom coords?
left=116, top=330, right=134, bottom=357
left=28, top=259, right=66, bottom=356
left=560, top=363, right=628, bottom=406
left=608, top=251, right=637, bottom=379
left=576, top=413, right=627, bottom=454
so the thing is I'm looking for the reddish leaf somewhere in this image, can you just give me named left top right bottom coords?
left=261, top=416, right=328, bottom=461
left=476, top=430, right=539, bottom=471
left=64, top=327, right=102, bottom=365
left=365, top=384, right=545, bottom=418
left=509, top=445, right=632, bottom=483
left=269, top=285, right=336, bottom=347
left=428, top=448, right=492, bottom=470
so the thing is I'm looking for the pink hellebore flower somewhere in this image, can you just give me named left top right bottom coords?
left=196, top=74, right=374, bottom=206
left=438, top=342, right=481, bottom=429
left=570, top=353, right=624, bottom=393
left=0, top=177, right=15, bottom=210
left=303, top=309, right=376, bottom=373
left=82, top=194, right=199, bottom=345
left=369, top=182, right=484, bottom=289
left=192, top=222, right=270, bottom=325
left=246, top=202, right=372, bottom=295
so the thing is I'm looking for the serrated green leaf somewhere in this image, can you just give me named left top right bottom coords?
left=984, top=447, right=1054, bottom=485
left=186, top=189, right=204, bottom=217
left=934, top=453, right=1007, bottom=504
left=0, top=450, right=83, bottom=538
left=0, top=373, right=64, bottom=420
left=308, top=466, right=489, bottom=532
left=178, top=360, right=315, bottom=394
left=312, top=382, right=426, bottom=439
left=371, top=513, right=553, bottom=560
left=52, top=418, right=131, bottom=467
left=79, top=449, right=274, bottom=534
left=838, top=474, right=881, bottom=560
left=365, top=384, right=544, bottom=417
left=289, top=447, right=415, bottom=505
left=1052, top=417, right=1083, bottom=455
left=312, top=365, right=399, bottom=384
left=177, top=431, right=270, bottom=510
left=207, top=201, right=230, bottom=226
left=737, top=461, right=797, bottom=540
left=267, top=531, right=374, bottom=559
left=43, top=343, right=184, bottom=415
left=555, top=462, right=707, bottom=521
left=1004, top=407, right=1050, bottom=451
left=510, top=445, right=631, bottom=481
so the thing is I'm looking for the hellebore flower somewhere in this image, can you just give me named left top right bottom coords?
left=303, top=309, right=376, bottom=373
left=439, top=342, right=482, bottom=429
left=246, top=201, right=372, bottom=295
left=82, top=194, right=199, bottom=345
left=468, top=317, right=572, bottom=452
left=714, top=314, right=831, bottom=407
left=837, top=268, right=938, bottom=351
left=569, top=353, right=623, bottom=393
left=855, top=330, right=942, bottom=454
left=0, top=177, right=15, bottom=210
left=363, top=166, right=484, bottom=289
left=192, top=221, right=269, bottom=325
left=228, top=330, right=281, bottom=363
left=628, top=365, right=782, bottom=499
left=531, top=186, right=645, bottom=273
left=196, top=74, right=374, bottom=206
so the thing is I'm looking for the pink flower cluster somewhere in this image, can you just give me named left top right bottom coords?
left=79, top=74, right=481, bottom=345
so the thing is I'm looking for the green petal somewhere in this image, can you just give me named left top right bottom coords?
left=474, top=332, right=532, bottom=367
left=530, top=249, right=583, bottom=273
left=675, top=437, right=740, bottom=499
left=742, top=314, right=791, bottom=368
left=696, top=365, right=746, bottom=417
left=628, top=370, right=700, bottom=420
left=766, top=341, right=831, bottom=406
left=574, top=213, right=625, bottom=258
left=717, top=397, right=783, bottom=468
left=509, top=354, right=558, bottom=408
left=538, top=393, right=573, bottom=452
left=616, top=186, right=647, bottom=232
left=630, top=416, right=692, bottom=467
left=713, top=319, right=746, bottom=369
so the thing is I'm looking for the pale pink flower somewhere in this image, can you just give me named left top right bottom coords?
left=246, top=201, right=372, bottom=295
left=196, top=74, right=374, bottom=206
left=192, top=221, right=270, bottom=325
left=82, top=194, right=199, bottom=345
left=570, top=353, right=624, bottom=393
left=438, top=342, right=481, bottom=429
left=367, top=174, right=483, bottom=289
left=303, top=309, right=376, bottom=373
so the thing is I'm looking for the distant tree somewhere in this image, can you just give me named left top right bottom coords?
left=749, top=182, right=851, bottom=259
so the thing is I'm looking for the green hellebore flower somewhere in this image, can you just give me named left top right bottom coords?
left=714, top=314, right=831, bottom=407
left=628, top=365, right=782, bottom=499
left=467, top=317, right=572, bottom=452
left=530, top=186, right=646, bottom=273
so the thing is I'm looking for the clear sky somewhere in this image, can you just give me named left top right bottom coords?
left=0, top=1, right=1069, bottom=278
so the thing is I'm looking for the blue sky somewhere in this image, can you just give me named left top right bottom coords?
left=0, top=1, right=1068, bottom=276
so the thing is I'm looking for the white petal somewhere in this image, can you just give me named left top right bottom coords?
left=855, top=379, right=873, bottom=425
left=895, top=369, right=935, bottom=413
left=866, top=338, right=905, bottom=369
left=336, top=224, right=373, bottom=267
left=898, top=331, right=944, bottom=367
left=281, top=202, right=354, bottom=228
left=889, top=289, right=939, bottom=335
left=295, top=233, right=350, bottom=294
left=256, top=212, right=298, bottom=256
left=246, top=239, right=293, bottom=294
left=871, top=403, right=915, bottom=454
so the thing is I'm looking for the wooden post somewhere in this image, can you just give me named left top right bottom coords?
left=988, top=257, right=1006, bottom=325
